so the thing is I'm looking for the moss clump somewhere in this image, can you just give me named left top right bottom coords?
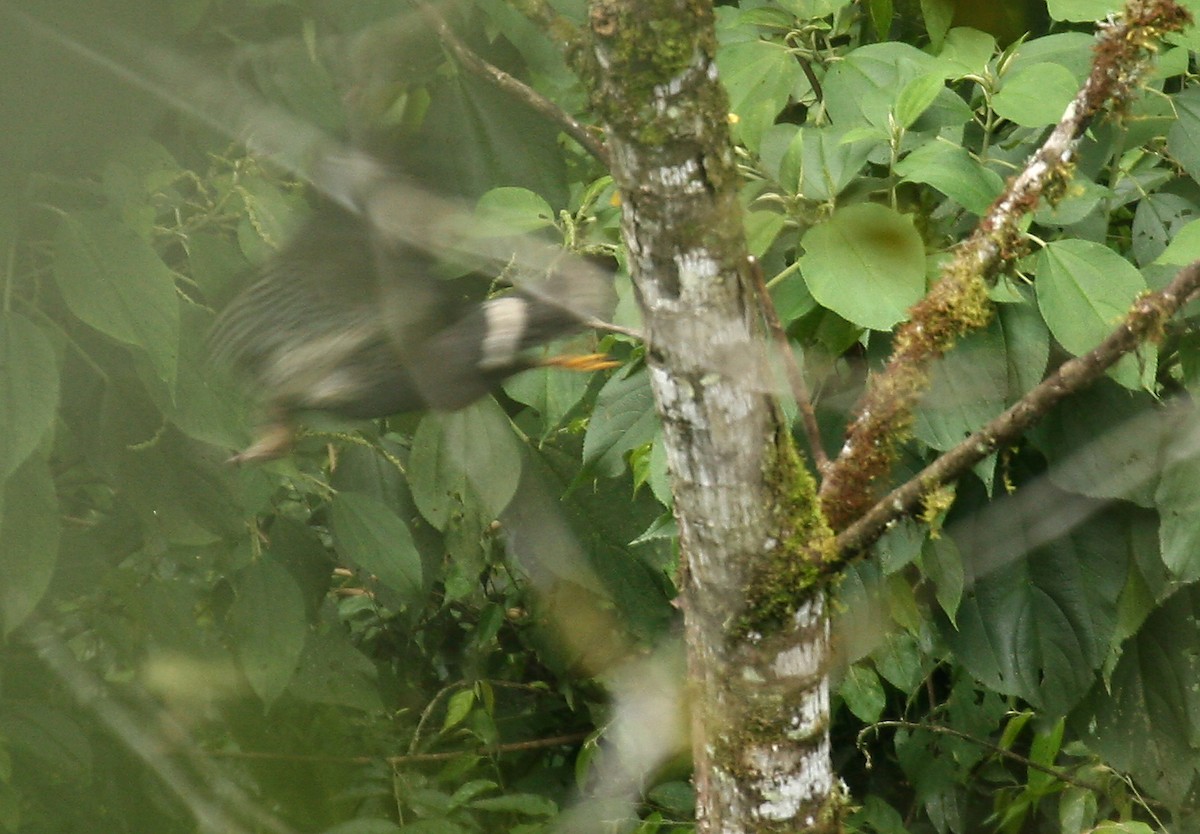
left=736, top=426, right=834, bottom=639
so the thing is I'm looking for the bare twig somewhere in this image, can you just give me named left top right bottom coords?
left=210, top=732, right=591, bottom=766
left=858, top=720, right=1106, bottom=794
left=414, top=0, right=608, bottom=165
left=817, top=0, right=1192, bottom=532
left=833, top=260, right=1200, bottom=559
left=745, top=256, right=829, bottom=473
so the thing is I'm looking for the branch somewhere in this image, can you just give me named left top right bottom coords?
left=414, top=0, right=608, bottom=165
left=817, top=0, right=1192, bottom=532
left=833, top=260, right=1200, bottom=560
left=209, top=732, right=591, bottom=766
left=858, top=721, right=1107, bottom=795
left=746, top=256, right=829, bottom=473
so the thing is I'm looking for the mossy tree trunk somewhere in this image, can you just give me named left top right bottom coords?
left=582, top=2, right=840, bottom=831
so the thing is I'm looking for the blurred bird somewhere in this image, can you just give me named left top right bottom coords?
left=210, top=197, right=617, bottom=463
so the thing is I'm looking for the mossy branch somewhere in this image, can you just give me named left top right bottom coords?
left=833, top=259, right=1200, bottom=560
left=817, top=0, right=1192, bottom=532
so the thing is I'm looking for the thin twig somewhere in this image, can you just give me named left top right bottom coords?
left=858, top=720, right=1106, bottom=794
left=210, top=732, right=591, bottom=766
left=745, top=256, right=829, bottom=474
left=833, top=260, right=1200, bottom=559
left=414, top=0, right=609, bottom=166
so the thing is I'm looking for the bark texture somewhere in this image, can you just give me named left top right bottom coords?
left=582, top=2, right=838, bottom=831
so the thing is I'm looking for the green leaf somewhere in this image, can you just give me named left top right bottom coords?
left=1033, top=177, right=1108, bottom=227
left=1058, top=786, right=1097, bottom=834
left=1047, top=0, right=1123, bottom=20
left=839, top=664, right=886, bottom=722
left=53, top=211, right=180, bottom=389
left=744, top=210, right=786, bottom=257
left=408, top=399, right=522, bottom=530
left=235, top=177, right=309, bottom=263
left=1074, top=586, right=1200, bottom=805
left=1166, top=84, right=1200, bottom=184
left=1153, top=214, right=1200, bottom=265
left=0, top=313, right=59, bottom=480
left=872, top=631, right=925, bottom=692
left=330, top=491, right=424, bottom=600
left=1133, top=192, right=1200, bottom=266
left=868, top=0, right=893, bottom=39
left=1090, top=823, right=1157, bottom=834
left=777, top=0, right=854, bottom=15
left=781, top=126, right=877, bottom=201
left=895, top=141, right=1004, bottom=214
left=851, top=796, right=909, bottom=834
left=920, top=0, right=956, bottom=50
left=921, top=536, right=964, bottom=625
left=1155, top=424, right=1200, bottom=582
left=583, top=366, right=658, bottom=477
left=933, top=26, right=994, bottom=76
left=290, top=626, right=383, bottom=713
left=947, top=496, right=1130, bottom=713
left=474, top=187, right=557, bottom=236
left=227, top=558, right=307, bottom=707
left=1006, top=33, right=1096, bottom=84
left=992, top=63, right=1078, bottom=127
left=998, top=298, right=1049, bottom=400
left=894, top=72, right=945, bottom=129
left=1027, top=718, right=1064, bottom=793
left=913, top=317, right=1007, bottom=451
left=0, top=457, right=61, bottom=634
left=717, top=40, right=803, bottom=153
left=502, top=351, right=592, bottom=433
left=1033, top=382, right=1164, bottom=509
left=799, top=203, right=926, bottom=330
left=1035, top=240, right=1149, bottom=389
left=442, top=688, right=475, bottom=732
left=469, top=793, right=558, bottom=816
left=823, top=42, right=939, bottom=128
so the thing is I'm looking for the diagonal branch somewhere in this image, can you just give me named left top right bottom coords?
left=832, top=260, right=1200, bottom=560
left=746, top=256, right=829, bottom=473
left=414, top=0, right=608, bottom=165
left=817, top=0, right=1192, bottom=532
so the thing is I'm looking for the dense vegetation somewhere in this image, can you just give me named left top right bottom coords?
left=4, top=0, right=1200, bottom=832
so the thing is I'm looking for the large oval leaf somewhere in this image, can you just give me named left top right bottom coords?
left=991, top=63, right=1078, bottom=127
left=330, top=491, right=423, bottom=601
left=0, top=456, right=61, bottom=634
left=946, top=493, right=1130, bottom=714
left=408, top=399, right=521, bottom=530
left=895, top=141, right=1004, bottom=215
left=1074, top=585, right=1200, bottom=806
left=583, top=366, right=658, bottom=478
left=799, top=204, right=926, bottom=330
left=53, top=211, right=179, bottom=388
left=227, top=558, right=307, bottom=707
left=0, top=313, right=59, bottom=480
left=1035, top=239, right=1150, bottom=389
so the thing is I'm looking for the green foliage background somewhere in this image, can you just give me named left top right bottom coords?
left=5, top=0, right=1200, bottom=832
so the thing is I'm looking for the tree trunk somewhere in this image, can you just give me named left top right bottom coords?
left=583, top=2, right=841, bottom=830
